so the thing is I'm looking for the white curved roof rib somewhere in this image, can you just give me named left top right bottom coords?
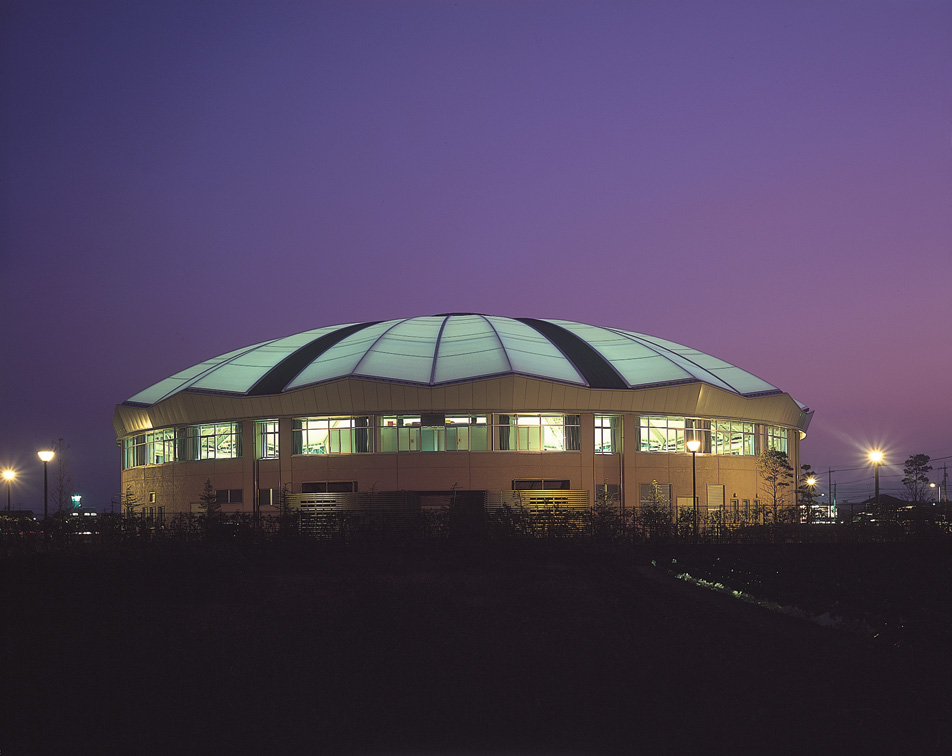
left=124, top=315, right=787, bottom=406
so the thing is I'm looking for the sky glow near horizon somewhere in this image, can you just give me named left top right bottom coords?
left=1, top=0, right=950, bottom=509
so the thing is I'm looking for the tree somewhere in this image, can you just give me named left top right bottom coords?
left=759, top=449, right=794, bottom=524
left=199, top=479, right=220, bottom=519
left=121, top=486, right=140, bottom=516
left=49, top=438, right=73, bottom=514
left=798, top=464, right=820, bottom=524
left=639, top=480, right=673, bottom=539
left=901, top=454, right=933, bottom=503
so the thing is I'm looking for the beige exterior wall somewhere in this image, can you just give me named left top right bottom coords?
left=115, top=375, right=810, bottom=517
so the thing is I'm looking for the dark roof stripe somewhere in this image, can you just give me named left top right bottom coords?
left=516, top=318, right=627, bottom=389
left=247, top=321, right=380, bottom=396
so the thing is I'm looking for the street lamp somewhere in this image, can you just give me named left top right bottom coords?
left=805, top=476, right=817, bottom=522
left=869, top=451, right=884, bottom=515
left=687, top=438, right=701, bottom=542
left=3, top=469, right=15, bottom=512
left=37, top=450, right=55, bottom=521
left=930, top=482, right=941, bottom=505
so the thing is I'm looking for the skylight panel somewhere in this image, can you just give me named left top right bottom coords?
left=433, top=315, right=510, bottom=383
left=544, top=320, right=692, bottom=387
left=190, top=325, right=349, bottom=393
left=285, top=320, right=402, bottom=388
left=355, top=317, right=443, bottom=384
left=125, top=343, right=268, bottom=404
left=487, top=316, right=585, bottom=385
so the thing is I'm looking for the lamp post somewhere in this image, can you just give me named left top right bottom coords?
left=931, top=482, right=941, bottom=505
left=3, top=469, right=15, bottom=512
left=869, top=450, right=884, bottom=516
left=37, top=450, right=55, bottom=521
left=687, top=438, right=701, bottom=542
left=805, top=476, right=817, bottom=523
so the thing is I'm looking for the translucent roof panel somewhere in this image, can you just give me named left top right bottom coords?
left=432, top=315, right=511, bottom=383
left=190, top=325, right=352, bottom=394
left=543, top=320, right=692, bottom=387
left=124, top=315, right=788, bottom=405
left=486, top=316, right=586, bottom=386
left=285, top=320, right=402, bottom=389
left=125, top=342, right=269, bottom=404
left=354, top=317, right=444, bottom=384
left=614, top=330, right=779, bottom=394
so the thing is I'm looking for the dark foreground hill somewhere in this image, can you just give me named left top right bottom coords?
left=2, top=542, right=950, bottom=755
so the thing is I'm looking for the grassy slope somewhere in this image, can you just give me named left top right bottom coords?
left=2, top=542, right=950, bottom=755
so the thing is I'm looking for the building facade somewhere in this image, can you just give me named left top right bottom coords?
left=113, top=315, right=812, bottom=524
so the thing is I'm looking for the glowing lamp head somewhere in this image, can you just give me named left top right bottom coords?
left=2, top=469, right=14, bottom=481
left=37, top=450, right=55, bottom=463
left=806, top=477, right=817, bottom=487
left=686, top=439, right=701, bottom=453
left=931, top=482, right=937, bottom=489
left=869, top=450, right=884, bottom=464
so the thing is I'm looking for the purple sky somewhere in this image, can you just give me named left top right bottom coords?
left=2, top=0, right=950, bottom=512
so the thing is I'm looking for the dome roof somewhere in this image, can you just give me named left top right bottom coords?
left=125, top=315, right=784, bottom=406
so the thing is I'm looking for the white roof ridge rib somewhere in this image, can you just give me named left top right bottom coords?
left=482, top=315, right=514, bottom=373
left=428, top=315, right=451, bottom=385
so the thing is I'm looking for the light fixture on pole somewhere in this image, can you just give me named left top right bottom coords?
left=930, top=482, right=940, bottom=505
left=37, top=450, right=55, bottom=521
left=686, top=438, right=701, bottom=542
left=2, top=469, right=15, bottom=512
left=869, top=450, right=884, bottom=514
left=805, top=476, right=817, bottom=522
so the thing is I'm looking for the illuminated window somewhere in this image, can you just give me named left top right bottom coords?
left=765, top=426, right=788, bottom=453
left=639, top=417, right=710, bottom=453
left=122, top=428, right=177, bottom=469
left=640, top=416, right=769, bottom=456
left=595, top=415, right=621, bottom=454
left=256, top=420, right=280, bottom=459
left=293, top=417, right=370, bottom=455
left=379, top=415, right=489, bottom=452
left=495, top=414, right=580, bottom=451
left=192, top=423, right=242, bottom=460
left=711, top=420, right=756, bottom=456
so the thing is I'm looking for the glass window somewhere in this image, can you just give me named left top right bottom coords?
left=256, top=420, right=280, bottom=459
left=196, top=423, right=242, bottom=460
left=766, top=426, right=788, bottom=453
left=640, top=416, right=765, bottom=456
left=711, top=420, right=756, bottom=456
left=514, top=479, right=570, bottom=490
left=495, top=414, right=580, bottom=452
left=379, top=415, right=489, bottom=452
left=293, top=417, right=370, bottom=455
left=122, top=428, right=177, bottom=469
left=301, top=481, right=357, bottom=493
left=595, top=415, right=621, bottom=454
left=639, top=416, right=688, bottom=453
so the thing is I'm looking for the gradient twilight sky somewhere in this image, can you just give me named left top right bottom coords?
left=2, top=0, right=950, bottom=512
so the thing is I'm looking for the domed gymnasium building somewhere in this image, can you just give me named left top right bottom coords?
left=114, top=315, right=812, bottom=525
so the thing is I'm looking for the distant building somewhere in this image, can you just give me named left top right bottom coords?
left=114, top=315, right=812, bottom=524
